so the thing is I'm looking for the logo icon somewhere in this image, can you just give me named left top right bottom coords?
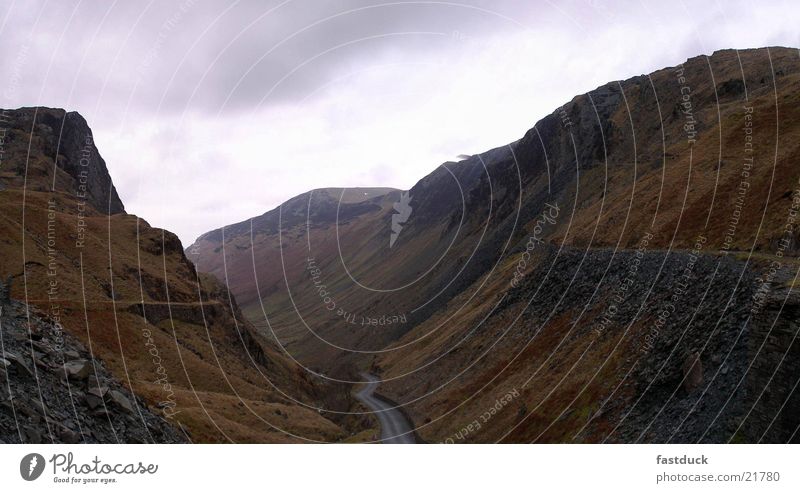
left=390, top=191, right=412, bottom=248
left=20, top=453, right=45, bottom=481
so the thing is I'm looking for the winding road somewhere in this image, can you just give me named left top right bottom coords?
left=355, top=374, right=416, bottom=444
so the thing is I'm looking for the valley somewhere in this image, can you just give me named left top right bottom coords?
left=188, top=46, right=800, bottom=443
left=1, top=46, right=798, bottom=444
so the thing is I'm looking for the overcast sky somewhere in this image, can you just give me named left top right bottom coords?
left=1, top=0, right=797, bottom=244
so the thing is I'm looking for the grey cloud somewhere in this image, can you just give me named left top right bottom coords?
left=0, top=0, right=552, bottom=118
left=2, top=0, right=797, bottom=244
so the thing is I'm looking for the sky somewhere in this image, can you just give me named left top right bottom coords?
left=0, top=0, right=798, bottom=245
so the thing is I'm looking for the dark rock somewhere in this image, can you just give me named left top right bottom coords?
left=22, top=426, right=43, bottom=444
left=682, top=352, right=704, bottom=394
left=108, top=390, right=135, bottom=414
left=91, top=408, right=110, bottom=418
left=3, top=351, right=32, bottom=377
left=87, top=374, right=102, bottom=388
left=88, top=386, right=109, bottom=398
left=64, top=359, right=92, bottom=380
left=717, top=78, right=746, bottom=99
left=84, top=393, right=104, bottom=410
left=30, top=341, right=51, bottom=354
left=59, top=111, right=126, bottom=214
left=33, top=353, right=49, bottom=369
left=58, top=426, right=81, bottom=444
left=0, top=277, right=10, bottom=303
left=62, top=349, right=81, bottom=361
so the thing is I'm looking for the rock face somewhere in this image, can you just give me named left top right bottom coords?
left=61, top=111, right=126, bottom=214
left=0, top=107, right=125, bottom=214
left=744, top=287, right=800, bottom=443
left=0, top=296, right=184, bottom=444
left=0, top=277, right=10, bottom=303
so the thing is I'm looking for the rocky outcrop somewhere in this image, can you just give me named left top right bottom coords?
left=0, top=294, right=184, bottom=444
left=0, top=276, right=10, bottom=304
left=0, top=107, right=125, bottom=214
left=744, top=283, right=800, bottom=443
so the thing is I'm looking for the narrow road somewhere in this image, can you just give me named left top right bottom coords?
left=355, top=374, right=416, bottom=444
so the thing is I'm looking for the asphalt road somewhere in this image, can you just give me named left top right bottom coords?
left=355, top=374, right=416, bottom=444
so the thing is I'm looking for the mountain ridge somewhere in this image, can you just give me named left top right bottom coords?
left=189, top=46, right=800, bottom=443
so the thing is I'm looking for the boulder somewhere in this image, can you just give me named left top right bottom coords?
left=87, top=374, right=102, bottom=388
left=88, top=385, right=109, bottom=397
left=62, top=349, right=81, bottom=361
left=58, top=426, right=81, bottom=444
left=64, top=359, right=92, bottom=380
left=108, top=390, right=135, bottom=414
left=84, top=393, right=104, bottom=410
left=3, top=351, right=32, bottom=377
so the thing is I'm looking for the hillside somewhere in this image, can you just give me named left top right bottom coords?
left=189, top=47, right=800, bottom=442
left=0, top=107, right=358, bottom=443
left=1, top=287, right=183, bottom=444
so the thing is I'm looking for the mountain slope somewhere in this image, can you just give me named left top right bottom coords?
left=0, top=107, right=354, bottom=443
left=1, top=289, right=183, bottom=444
left=189, top=46, right=800, bottom=443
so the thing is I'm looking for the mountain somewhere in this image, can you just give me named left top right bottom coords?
left=0, top=107, right=358, bottom=443
left=189, top=187, right=398, bottom=310
left=189, top=47, right=800, bottom=443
